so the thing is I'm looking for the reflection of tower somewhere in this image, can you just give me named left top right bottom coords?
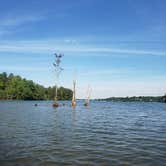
left=52, top=53, right=63, bottom=107
left=72, top=80, right=76, bottom=107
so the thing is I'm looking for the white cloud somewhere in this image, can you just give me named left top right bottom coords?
left=0, top=65, right=50, bottom=72
left=64, top=39, right=78, bottom=44
left=0, top=14, right=44, bottom=27
left=0, top=13, right=45, bottom=37
left=80, top=69, right=130, bottom=77
left=0, top=39, right=166, bottom=56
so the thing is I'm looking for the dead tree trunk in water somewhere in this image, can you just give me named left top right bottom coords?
left=52, top=53, right=63, bottom=107
left=72, top=80, right=76, bottom=107
left=54, top=84, right=58, bottom=102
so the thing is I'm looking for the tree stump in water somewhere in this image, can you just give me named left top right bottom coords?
left=84, top=102, right=89, bottom=107
left=72, top=101, right=76, bottom=107
left=52, top=102, right=59, bottom=108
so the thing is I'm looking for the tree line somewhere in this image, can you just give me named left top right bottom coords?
left=98, top=95, right=166, bottom=103
left=0, top=72, right=72, bottom=100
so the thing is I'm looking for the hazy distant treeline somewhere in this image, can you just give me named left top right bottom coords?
left=0, top=72, right=72, bottom=100
left=99, top=95, right=166, bottom=103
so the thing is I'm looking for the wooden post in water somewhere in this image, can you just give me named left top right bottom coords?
left=52, top=53, right=63, bottom=108
left=72, top=80, right=76, bottom=107
left=53, top=84, right=58, bottom=107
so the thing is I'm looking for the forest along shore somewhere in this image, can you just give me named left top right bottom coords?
left=97, top=95, right=166, bottom=103
left=0, top=72, right=72, bottom=100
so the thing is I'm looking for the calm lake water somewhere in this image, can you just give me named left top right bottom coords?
left=0, top=101, right=166, bottom=166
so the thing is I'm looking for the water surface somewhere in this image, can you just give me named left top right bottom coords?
left=0, top=101, right=166, bottom=165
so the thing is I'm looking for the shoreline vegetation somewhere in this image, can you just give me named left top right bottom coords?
left=0, top=72, right=72, bottom=100
left=0, top=72, right=166, bottom=103
left=97, top=95, right=166, bottom=103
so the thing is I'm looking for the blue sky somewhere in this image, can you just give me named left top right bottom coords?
left=0, top=0, right=166, bottom=98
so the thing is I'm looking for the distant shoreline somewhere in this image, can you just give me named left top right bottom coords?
left=96, top=95, right=166, bottom=103
left=0, top=96, right=166, bottom=103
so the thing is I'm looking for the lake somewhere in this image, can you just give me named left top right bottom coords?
left=0, top=101, right=166, bottom=166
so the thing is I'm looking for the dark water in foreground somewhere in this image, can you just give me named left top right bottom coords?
left=0, top=101, right=166, bottom=166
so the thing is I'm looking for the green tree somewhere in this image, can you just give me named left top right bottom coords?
left=0, top=72, right=73, bottom=100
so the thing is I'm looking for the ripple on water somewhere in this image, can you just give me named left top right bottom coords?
left=0, top=101, right=166, bottom=165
